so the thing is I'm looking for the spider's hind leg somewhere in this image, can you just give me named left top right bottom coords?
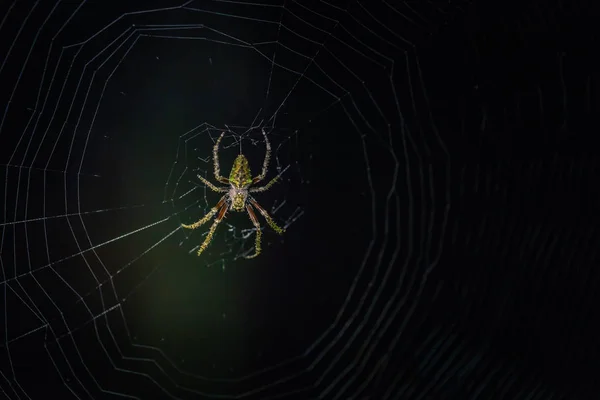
left=213, top=131, right=230, bottom=184
left=251, top=128, right=271, bottom=184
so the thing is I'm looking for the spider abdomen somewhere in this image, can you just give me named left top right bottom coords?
left=229, top=155, right=252, bottom=187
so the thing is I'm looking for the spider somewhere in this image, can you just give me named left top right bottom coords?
left=182, top=129, right=285, bottom=258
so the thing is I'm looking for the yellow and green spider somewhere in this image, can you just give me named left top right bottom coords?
left=182, top=129, right=285, bottom=258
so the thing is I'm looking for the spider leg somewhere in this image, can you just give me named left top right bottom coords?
left=196, top=201, right=228, bottom=256
left=213, top=131, right=230, bottom=184
left=181, top=196, right=226, bottom=230
left=244, top=204, right=262, bottom=259
left=249, top=175, right=278, bottom=193
left=197, top=174, right=228, bottom=193
left=249, top=165, right=289, bottom=193
left=249, top=197, right=285, bottom=235
left=251, top=128, right=271, bottom=184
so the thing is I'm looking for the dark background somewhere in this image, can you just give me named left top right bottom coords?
left=0, top=0, right=598, bottom=399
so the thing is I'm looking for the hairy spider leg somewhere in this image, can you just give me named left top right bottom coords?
left=249, top=165, right=289, bottom=193
left=197, top=174, right=228, bottom=193
left=213, top=132, right=230, bottom=184
left=181, top=196, right=227, bottom=230
left=249, top=175, right=279, bottom=193
left=249, top=198, right=285, bottom=235
left=196, top=201, right=228, bottom=256
left=252, top=128, right=271, bottom=184
left=244, top=204, right=262, bottom=259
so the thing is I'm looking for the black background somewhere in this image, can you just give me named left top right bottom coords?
left=0, top=0, right=599, bottom=399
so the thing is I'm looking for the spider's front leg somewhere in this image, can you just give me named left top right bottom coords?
left=213, top=131, right=230, bottom=184
left=249, top=198, right=285, bottom=235
left=244, top=204, right=262, bottom=259
left=196, top=200, right=228, bottom=256
left=251, top=128, right=271, bottom=184
left=181, top=196, right=226, bottom=230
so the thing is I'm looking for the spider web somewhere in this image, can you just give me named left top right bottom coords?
left=1, top=2, right=415, bottom=398
left=1, top=0, right=599, bottom=399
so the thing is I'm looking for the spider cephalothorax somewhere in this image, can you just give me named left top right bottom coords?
left=182, top=129, right=285, bottom=258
